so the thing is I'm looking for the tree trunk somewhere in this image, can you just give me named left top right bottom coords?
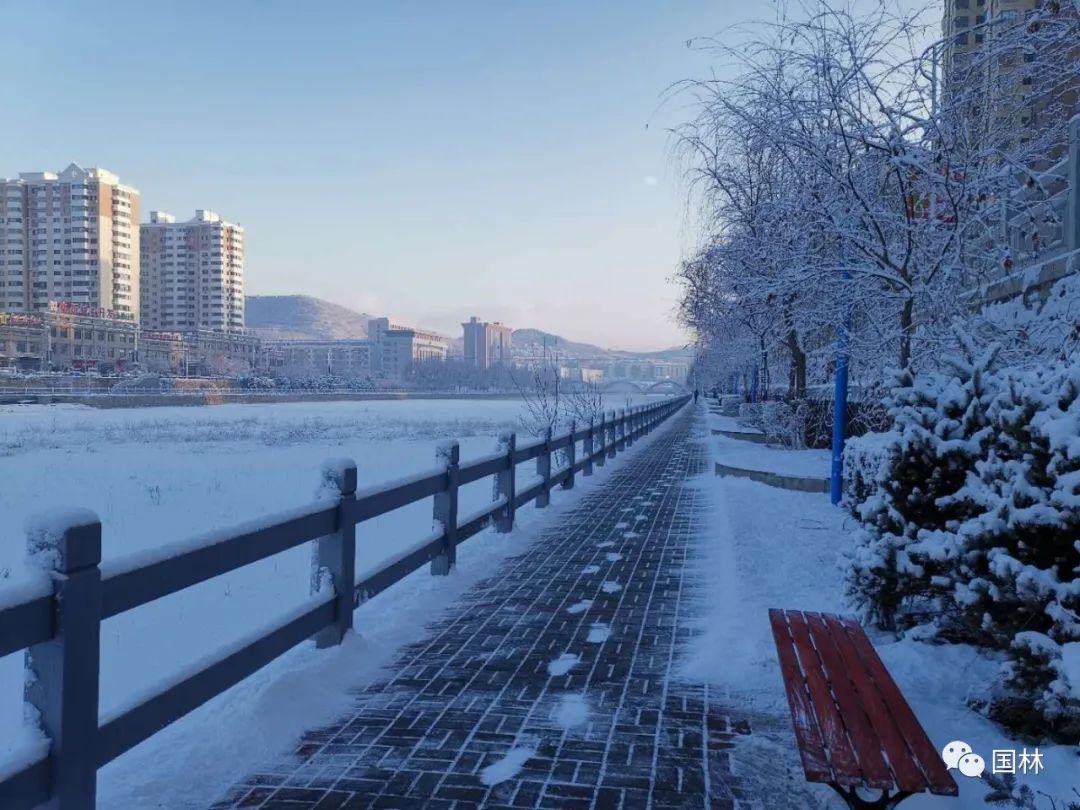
left=786, top=328, right=807, bottom=399
left=760, top=337, right=770, bottom=401
left=899, top=296, right=914, bottom=369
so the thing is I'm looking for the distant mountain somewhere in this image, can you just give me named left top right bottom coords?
left=245, top=295, right=376, bottom=341
left=510, top=329, right=611, bottom=358
left=510, top=328, right=690, bottom=360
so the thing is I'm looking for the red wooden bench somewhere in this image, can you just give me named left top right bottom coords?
left=769, top=609, right=959, bottom=810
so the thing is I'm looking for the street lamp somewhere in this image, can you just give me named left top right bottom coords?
left=830, top=272, right=852, bottom=506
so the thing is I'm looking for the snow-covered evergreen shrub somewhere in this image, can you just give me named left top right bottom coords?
left=720, top=394, right=741, bottom=416
left=846, top=339, right=999, bottom=629
left=846, top=341, right=1080, bottom=737
left=842, top=432, right=895, bottom=514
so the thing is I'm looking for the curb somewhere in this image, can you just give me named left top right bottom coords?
left=714, top=462, right=829, bottom=494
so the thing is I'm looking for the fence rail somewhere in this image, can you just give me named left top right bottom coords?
left=0, top=394, right=690, bottom=809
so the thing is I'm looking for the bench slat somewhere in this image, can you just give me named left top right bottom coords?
left=838, top=616, right=959, bottom=797
left=822, top=614, right=931, bottom=794
left=785, top=612, right=863, bottom=785
left=805, top=614, right=895, bottom=789
left=768, top=609, right=834, bottom=783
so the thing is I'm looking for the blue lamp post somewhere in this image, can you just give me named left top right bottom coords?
left=830, top=274, right=852, bottom=505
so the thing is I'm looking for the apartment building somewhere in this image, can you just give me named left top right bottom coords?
left=0, top=164, right=139, bottom=319
left=140, top=210, right=244, bottom=333
left=263, top=340, right=373, bottom=380
left=367, top=317, right=448, bottom=379
left=942, top=0, right=1079, bottom=142
left=462, top=316, right=513, bottom=370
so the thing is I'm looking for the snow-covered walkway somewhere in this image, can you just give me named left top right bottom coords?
left=210, top=406, right=751, bottom=809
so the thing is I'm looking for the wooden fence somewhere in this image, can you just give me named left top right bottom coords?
left=0, top=394, right=690, bottom=809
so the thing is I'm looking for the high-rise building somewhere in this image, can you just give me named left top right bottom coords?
left=0, top=164, right=140, bottom=318
left=941, top=0, right=1079, bottom=144
left=140, top=210, right=244, bottom=332
left=462, top=316, right=512, bottom=370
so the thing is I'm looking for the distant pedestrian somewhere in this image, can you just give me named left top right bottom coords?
left=693, top=388, right=699, bottom=403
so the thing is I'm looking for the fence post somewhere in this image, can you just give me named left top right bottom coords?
left=617, top=409, right=627, bottom=452
left=625, top=408, right=635, bottom=448
left=25, top=510, right=102, bottom=810
left=431, top=440, right=460, bottom=574
left=536, top=426, right=552, bottom=508
left=312, top=460, right=357, bottom=648
left=606, top=410, right=617, bottom=460
left=583, top=417, right=594, bottom=477
left=494, top=432, right=516, bottom=532
left=562, top=419, right=576, bottom=490
left=595, top=412, right=607, bottom=468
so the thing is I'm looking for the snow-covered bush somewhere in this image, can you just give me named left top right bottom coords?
left=737, top=402, right=763, bottom=430
left=842, top=431, right=895, bottom=512
left=760, top=401, right=805, bottom=448
left=846, top=343, right=999, bottom=631
left=720, top=394, right=741, bottom=416
left=845, top=340, right=1080, bottom=737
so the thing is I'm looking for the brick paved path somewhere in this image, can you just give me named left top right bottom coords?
left=213, top=406, right=751, bottom=810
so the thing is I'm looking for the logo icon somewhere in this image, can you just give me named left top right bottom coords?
left=942, top=741, right=985, bottom=778
left=941, top=741, right=973, bottom=771
left=957, top=753, right=986, bottom=778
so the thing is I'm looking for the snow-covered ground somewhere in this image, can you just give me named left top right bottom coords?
left=0, top=395, right=664, bottom=808
left=682, top=426, right=1078, bottom=809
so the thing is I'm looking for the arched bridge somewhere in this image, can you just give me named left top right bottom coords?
left=599, top=379, right=688, bottom=394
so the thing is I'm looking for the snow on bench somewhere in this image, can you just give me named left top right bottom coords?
left=768, top=609, right=958, bottom=810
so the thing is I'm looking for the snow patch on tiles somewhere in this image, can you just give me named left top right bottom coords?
left=480, top=745, right=536, bottom=786
left=553, top=694, right=589, bottom=729
left=601, top=581, right=622, bottom=594
left=547, top=653, right=580, bottom=676
left=587, top=623, right=611, bottom=643
left=567, top=600, right=593, bottom=615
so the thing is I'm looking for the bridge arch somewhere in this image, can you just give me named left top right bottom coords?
left=646, top=380, right=687, bottom=394
left=599, top=380, right=643, bottom=393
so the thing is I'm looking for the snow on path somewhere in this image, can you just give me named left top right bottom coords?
left=547, top=653, right=580, bottom=676
left=587, top=623, right=611, bottom=643
left=479, top=745, right=536, bottom=786
left=553, top=694, right=590, bottom=730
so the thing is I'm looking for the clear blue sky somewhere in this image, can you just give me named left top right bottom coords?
left=1, top=1, right=740, bottom=351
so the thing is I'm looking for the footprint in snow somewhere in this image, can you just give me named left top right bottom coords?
left=605, top=552, right=622, bottom=562
left=582, top=564, right=601, bottom=575
left=567, top=599, right=593, bottom=615
left=623, top=531, right=640, bottom=539
left=614, top=522, right=630, bottom=529
left=553, top=693, right=590, bottom=729
left=548, top=653, right=579, bottom=675
left=587, top=623, right=612, bottom=643
left=480, top=745, right=537, bottom=786
left=597, top=540, right=615, bottom=548
left=601, top=581, right=621, bottom=593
